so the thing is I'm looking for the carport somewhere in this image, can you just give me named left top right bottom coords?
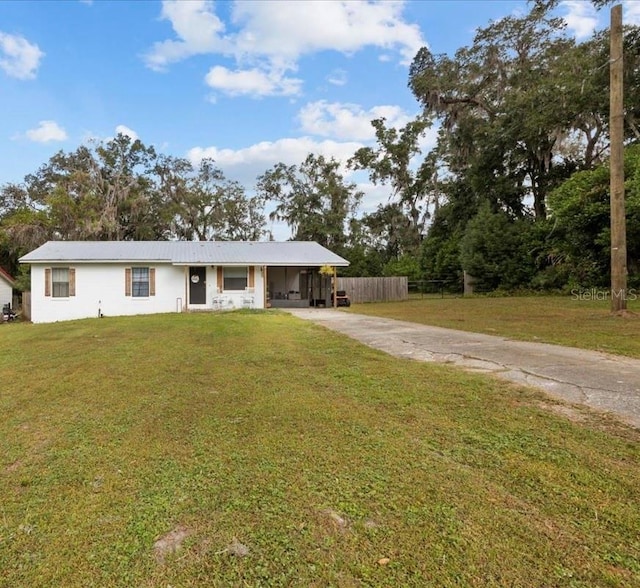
left=267, top=266, right=333, bottom=308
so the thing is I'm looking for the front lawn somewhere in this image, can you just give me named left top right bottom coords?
left=1, top=311, right=639, bottom=587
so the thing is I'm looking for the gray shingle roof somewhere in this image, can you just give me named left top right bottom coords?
left=19, top=241, right=350, bottom=267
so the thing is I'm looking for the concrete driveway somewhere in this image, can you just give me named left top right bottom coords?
left=286, top=308, right=640, bottom=429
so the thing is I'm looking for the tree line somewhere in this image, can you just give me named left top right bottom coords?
left=413, top=4, right=640, bottom=292
left=2, top=3, right=639, bottom=293
left=0, top=135, right=373, bottom=288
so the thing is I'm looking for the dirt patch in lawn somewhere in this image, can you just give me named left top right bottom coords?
left=5, top=460, right=22, bottom=473
left=153, top=525, right=191, bottom=564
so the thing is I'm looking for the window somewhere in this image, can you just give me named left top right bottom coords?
left=125, top=267, right=155, bottom=297
left=45, top=268, right=75, bottom=297
left=223, top=267, right=247, bottom=290
left=132, top=267, right=149, bottom=297
left=52, top=268, right=69, bottom=297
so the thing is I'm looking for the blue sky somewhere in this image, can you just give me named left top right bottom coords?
left=2, top=0, right=637, bottom=238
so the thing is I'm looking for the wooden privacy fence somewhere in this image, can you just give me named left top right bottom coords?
left=21, top=291, right=31, bottom=321
left=336, top=277, right=408, bottom=304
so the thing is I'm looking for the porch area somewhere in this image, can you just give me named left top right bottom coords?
left=267, top=266, right=333, bottom=308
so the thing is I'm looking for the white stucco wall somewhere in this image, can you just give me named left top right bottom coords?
left=0, top=278, right=12, bottom=308
left=29, top=263, right=265, bottom=323
left=205, top=265, right=265, bottom=310
left=30, top=263, right=186, bottom=323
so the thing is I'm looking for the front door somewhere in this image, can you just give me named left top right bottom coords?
left=189, top=267, right=206, bottom=304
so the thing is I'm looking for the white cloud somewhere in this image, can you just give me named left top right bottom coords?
left=298, top=100, right=415, bottom=141
left=190, top=136, right=361, bottom=167
left=25, top=120, right=67, bottom=143
left=0, top=32, right=44, bottom=80
left=144, top=0, right=228, bottom=71
left=186, top=99, right=438, bottom=210
left=205, top=65, right=302, bottom=97
left=188, top=136, right=363, bottom=187
left=624, top=1, right=640, bottom=26
left=145, top=1, right=425, bottom=96
left=561, top=1, right=598, bottom=39
left=229, top=0, right=424, bottom=66
left=561, top=2, right=640, bottom=38
left=560, top=1, right=640, bottom=34
left=115, top=124, right=139, bottom=141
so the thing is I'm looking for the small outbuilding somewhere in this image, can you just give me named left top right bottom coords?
left=19, top=240, right=349, bottom=323
left=0, top=267, right=15, bottom=309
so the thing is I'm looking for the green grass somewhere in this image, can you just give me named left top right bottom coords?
left=1, top=311, right=639, bottom=587
left=350, top=295, right=640, bottom=358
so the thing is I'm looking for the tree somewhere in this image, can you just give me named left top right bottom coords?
left=533, top=1, right=618, bottom=13
left=0, top=143, right=265, bottom=273
left=157, top=157, right=265, bottom=242
left=349, top=117, right=439, bottom=255
left=459, top=203, right=536, bottom=291
left=360, top=203, right=417, bottom=265
left=546, top=144, right=640, bottom=288
left=0, top=177, right=56, bottom=275
left=408, top=2, right=640, bottom=293
left=257, top=154, right=362, bottom=251
left=408, top=9, right=632, bottom=221
left=1, top=135, right=160, bottom=244
left=336, top=218, right=385, bottom=277
left=0, top=205, right=52, bottom=273
left=93, top=134, right=157, bottom=240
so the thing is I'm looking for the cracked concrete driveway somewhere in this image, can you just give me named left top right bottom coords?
left=286, top=308, right=640, bottom=429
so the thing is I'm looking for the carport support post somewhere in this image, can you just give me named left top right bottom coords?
left=333, top=267, right=337, bottom=308
left=184, top=266, right=189, bottom=310
left=263, top=266, right=268, bottom=307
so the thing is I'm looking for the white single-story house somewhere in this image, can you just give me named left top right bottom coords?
left=19, top=241, right=349, bottom=324
left=0, top=267, right=15, bottom=309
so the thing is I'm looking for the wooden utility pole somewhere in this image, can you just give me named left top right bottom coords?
left=610, top=4, right=627, bottom=313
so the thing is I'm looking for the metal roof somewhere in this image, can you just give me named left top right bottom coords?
left=19, top=241, right=350, bottom=267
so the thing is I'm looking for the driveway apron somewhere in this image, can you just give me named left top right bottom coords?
left=286, top=308, right=640, bottom=429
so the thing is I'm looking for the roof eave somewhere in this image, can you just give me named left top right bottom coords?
left=20, top=258, right=172, bottom=264
left=172, top=261, right=350, bottom=267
